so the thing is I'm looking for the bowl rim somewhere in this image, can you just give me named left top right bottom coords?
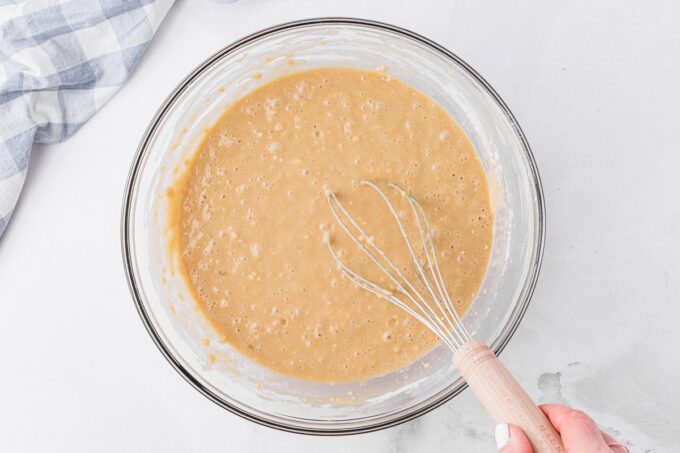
left=120, top=17, right=546, bottom=436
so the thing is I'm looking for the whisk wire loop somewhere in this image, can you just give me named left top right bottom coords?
left=327, top=191, right=459, bottom=350
left=363, top=181, right=469, bottom=349
left=325, top=180, right=471, bottom=352
left=396, top=185, right=472, bottom=342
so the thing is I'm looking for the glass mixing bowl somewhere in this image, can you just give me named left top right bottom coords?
left=121, top=18, right=545, bottom=435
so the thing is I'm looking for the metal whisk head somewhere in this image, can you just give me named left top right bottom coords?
left=325, top=180, right=472, bottom=352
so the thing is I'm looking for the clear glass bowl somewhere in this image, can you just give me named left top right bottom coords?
left=121, top=18, right=545, bottom=435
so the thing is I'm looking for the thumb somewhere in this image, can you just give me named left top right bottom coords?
left=495, top=423, right=533, bottom=453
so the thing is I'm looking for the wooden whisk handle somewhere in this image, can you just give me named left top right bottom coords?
left=453, top=339, right=566, bottom=453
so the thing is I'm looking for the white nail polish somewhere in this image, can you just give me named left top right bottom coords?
left=495, top=423, right=510, bottom=450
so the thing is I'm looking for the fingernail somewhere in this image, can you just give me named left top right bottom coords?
left=495, top=423, right=510, bottom=450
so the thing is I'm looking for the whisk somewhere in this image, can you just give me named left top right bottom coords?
left=326, top=180, right=565, bottom=453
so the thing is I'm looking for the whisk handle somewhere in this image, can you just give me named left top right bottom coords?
left=454, top=339, right=565, bottom=453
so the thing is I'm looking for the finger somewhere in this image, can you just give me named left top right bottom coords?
left=540, top=404, right=610, bottom=452
left=495, top=423, right=533, bottom=453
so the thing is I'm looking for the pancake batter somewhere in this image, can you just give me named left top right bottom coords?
left=169, top=68, right=492, bottom=382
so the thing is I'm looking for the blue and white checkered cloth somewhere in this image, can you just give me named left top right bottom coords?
left=0, top=0, right=173, bottom=236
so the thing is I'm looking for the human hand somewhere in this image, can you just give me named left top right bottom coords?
left=495, top=404, right=629, bottom=453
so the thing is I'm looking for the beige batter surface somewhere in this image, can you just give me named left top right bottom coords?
left=169, top=68, right=492, bottom=382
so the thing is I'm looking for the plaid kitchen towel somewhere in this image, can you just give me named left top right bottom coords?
left=0, top=0, right=174, bottom=236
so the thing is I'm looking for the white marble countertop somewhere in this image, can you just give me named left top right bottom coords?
left=1, top=1, right=679, bottom=451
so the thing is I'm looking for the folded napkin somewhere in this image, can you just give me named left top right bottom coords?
left=0, top=0, right=174, bottom=236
